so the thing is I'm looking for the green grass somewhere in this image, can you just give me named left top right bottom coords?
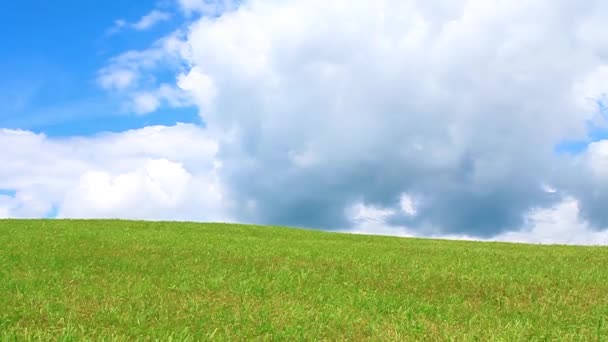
left=1, top=220, right=607, bottom=341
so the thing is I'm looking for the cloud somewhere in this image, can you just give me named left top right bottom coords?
left=98, top=69, right=138, bottom=91
left=0, top=191, right=51, bottom=219
left=177, top=0, right=241, bottom=16
left=106, top=19, right=128, bottom=35
left=177, top=66, right=217, bottom=112
left=99, top=30, right=186, bottom=83
left=347, top=197, right=608, bottom=246
left=108, top=10, right=172, bottom=35
left=0, top=121, right=605, bottom=244
left=129, top=84, right=190, bottom=115
left=399, top=194, right=418, bottom=217
left=59, top=158, right=224, bottom=220
left=169, top=0, right=608, bottom=238
left=132, top=92, right=161, bottom=114
left=495, top=197, right=608, bottom=245
left=557, top=139, right=608, bottom=230
left=0, top=125, right=229, bottom=222
left=132, top=10, right=172, bottom=31
left=97, top=31, right=189, bottom=114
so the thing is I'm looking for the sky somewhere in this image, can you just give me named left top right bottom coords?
left=1, top=0, right=608, bottom=245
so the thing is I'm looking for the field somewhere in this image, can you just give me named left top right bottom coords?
left=1, top=220, right=607, bottom=340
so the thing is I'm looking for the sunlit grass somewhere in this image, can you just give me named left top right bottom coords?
left=1, top=219, right=607, bottom=340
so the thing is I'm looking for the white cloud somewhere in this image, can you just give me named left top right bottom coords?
left=346, top=202, right=395, bottom=226
left=133, top=10, right=172, bottom=31
left=108, top=10, right=171, bottom=35
left=60, top=158, right=224, bottom=220
left=129, top=84, right=190, bottom=115
left=132, top=92, right=161, bottom=114
left=100, top=31, right=185, bottom=76
left=0, top=192, right=52, bottom=219
left=177, top=0, right=240, bottom=16
left=97, top=31, right=189, bottom=114
left=98, top=69, right=138, bottom=91
left=586, top=140, right=608, bottom=182
left=345, top=201, right=487, bottom=242
left=494, top=198, right=608, bottom=245
left=0, top=201, right=9, bottom=218
left=177, top=67, right=217, bottom=111
left=573, top=65, right=608, bottom=112
left=399, top=194, right=418, bottom=217
left=106, top=19, right=128, bottom=35
left=0, top=124, right=229, bottom=222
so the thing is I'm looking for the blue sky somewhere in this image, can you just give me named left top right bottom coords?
left=0, top=0, right=199, bottom=136
left=1, top=0, right=608, bottom=245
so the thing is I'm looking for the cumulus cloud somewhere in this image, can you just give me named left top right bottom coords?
left=0, top=125, right=229, bottom=222
left=167, top=0, right=608, bottom=238
left=60, top=158, right=224, bottom=220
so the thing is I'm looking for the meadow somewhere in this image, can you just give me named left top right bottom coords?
left=1, top=220, right=607, bottom=340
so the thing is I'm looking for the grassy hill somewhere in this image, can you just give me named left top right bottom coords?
left=1, top=220, right=607, bottom=340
